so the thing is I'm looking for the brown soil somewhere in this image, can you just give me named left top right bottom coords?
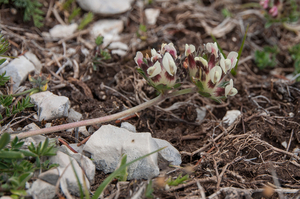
left=1, top=0, right=300, bottom=198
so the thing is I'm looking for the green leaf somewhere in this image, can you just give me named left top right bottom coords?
left=78, top=12, right=94, bottom=30
left=167, top=173, right=189, bottom=186
left=173, top=83, right=181, bottom=89
left=199, top=91, right=211, bottom=98
left=195, top=80, right=204, bottom=91
left=0, top=151, right=24, bottom=159
left=18, top=172, right=33, bottom=188
left=115, top=154, right=128, bottom=181
left=0, top=132, right=10, bottom=150
left=92, top=147, right=166, bottom=199
left=145, top=180, right=154, bottom=198
left=95, top=36, right=104, bottom=46
left=40, top=138, right=49, bottom=155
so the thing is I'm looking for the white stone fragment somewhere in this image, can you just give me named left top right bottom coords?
left=38, top=168, right=60, bottom=186
left=145, top=8, right=160, bottom=25
left=109, top=42, right=128, bottom=50
left=111, top=49, right=127, bottom=57
left=49, top=23, right=78, bottom=39
left=49, top=151, right=90, bottom=196
left=153, top=138, right=181, bottom=166
left=222, top=110, right=241, bottom=126
left=281, top=141, right=287, bottom=149
left=24, top=51, right=42, bottom=73
left=83, top=125, right=159, bottom=180
left=76, top=0, right=133, bottom=15
left=67, top=108, right=83, bottom=122
left=60, top=145, right=96, bottom=184
left=30, top=91, right=70, bottom=121
left=121, top=122, right=136, bottom=132
left=90, top=19, right=124, bottom=46
left=26, top=179, right=56, bottom=199
left=0, top=54, right=39, bottom=92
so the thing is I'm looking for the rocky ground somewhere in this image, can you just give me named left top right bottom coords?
left=0, top=0, right=300, bottom=198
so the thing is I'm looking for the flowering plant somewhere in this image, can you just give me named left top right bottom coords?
left=134, top=42, right=238, bottom=102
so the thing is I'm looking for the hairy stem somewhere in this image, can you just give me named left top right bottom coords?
left=11, top=87, right=197, bottom=140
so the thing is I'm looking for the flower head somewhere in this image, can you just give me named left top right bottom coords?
left=134, top=43, right=178, bottom=90
left=183, top=43, right=238, bottom=100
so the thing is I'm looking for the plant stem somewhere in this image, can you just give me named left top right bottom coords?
left=11, top=87, right=197, bottom=140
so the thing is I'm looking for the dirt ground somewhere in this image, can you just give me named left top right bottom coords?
left=1, top=0, right=300, bottom=198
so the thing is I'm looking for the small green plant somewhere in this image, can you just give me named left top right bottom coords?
left=0, top=0, right=44, bottom=28
left=78, top=12, right=94, bottom=30
left=93, top=36, right=112, bottom=70
left=166, top=173, right=189, bottom=186
left=136, top=24, right=148, bottom=40
left=254, top=46, right=279, bottom=69
left=145, top=180, right=154, bottom=198
left=289, top=43, right=300, bottom=81
left=221, top=8, right=232, bottom=18
left=0, top=133, right=58, bottom=198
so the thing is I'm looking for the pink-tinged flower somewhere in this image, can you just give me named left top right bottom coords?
left=260, top=0, right=269, bottom=9
left=269, top=5, right=278, bottom=17
left=161, top=43, right=177, bottom=59
left=185, top=44, right=195, bottom=56
left=220, top=52, right=238, bottom=73
left=147, top=61, right=161, bottom=78
left=225, top=79, right=238, bottom=97
left=209, top=66, right=222, bottom=84
left=134, top=51, right=144, bottom=67
left=151, top=49, right=162, bottom=62
left=206, top=42, right=219, bottom=58
left=162, top=52, right=177, bottom=76
left=135, top=43, right=178, bottom=89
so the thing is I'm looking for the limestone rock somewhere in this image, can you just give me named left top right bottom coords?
left=83, top=125, right=160, bottom=180
left=30, top=91, right=70, bottom=121
left=76, top=0, right=133, bottom=15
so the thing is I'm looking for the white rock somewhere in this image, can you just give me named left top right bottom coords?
left=45, top=123, right=52, bottom=128
left=22, top=122, right=40, bottom=131
left=145, top=8, right=160, bottom=25
left=222, top=110, right=241, bottom=126
left=0, top=54, right=39, bottom=92
left=38, top=168, right=60, bottom=186
left=78, top=126, right=90, bottom=136
left=111, top=49, right=127, bottom=57
left=27, top=179, right=56, bottom=199
left=67, top=108, right=83, bottom=122
left=49, top=24, right=78, bottom=39
left=83, top=125, right=159, bottom=180
left=69, top=143, right=85, bottom=154
left=60, top=145, right=96, bottom=184
left=121, top=122, right=136, bottom=132
left=76, top=0, right=133, bottom=15
left=153, top=138, right=181, bottom=166
left=109, top=42, right=128, bottom=50
left=24, top=52, right=42, bottom=73
left=49, top=151, right=90, bottom=197
left=30, top=91, right=70, bottom=121
left=90, top=19, right=124, bottom=46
